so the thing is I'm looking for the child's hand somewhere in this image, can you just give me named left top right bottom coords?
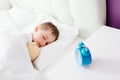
left=27, top=42, right=40, bottom=61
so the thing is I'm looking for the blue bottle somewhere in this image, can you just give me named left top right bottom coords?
left=75, top=42, right=92, bottom=66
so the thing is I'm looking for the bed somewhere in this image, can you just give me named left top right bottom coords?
left=0, top=0, right=120, bottom=80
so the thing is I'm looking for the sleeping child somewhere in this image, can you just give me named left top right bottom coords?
left=0, top=22, right=59, bottom=79
left=26, top=22, right=59, bottom=61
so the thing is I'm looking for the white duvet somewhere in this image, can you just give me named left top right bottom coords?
left=0, top=28, right=41, bottom=79
left=0, top=6, right=79, bottom=80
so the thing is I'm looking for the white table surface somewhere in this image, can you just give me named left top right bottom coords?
left=47, top=26, right=120, bottom=80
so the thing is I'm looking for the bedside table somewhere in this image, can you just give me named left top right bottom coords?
left=46, top=26, right=120, bottom=80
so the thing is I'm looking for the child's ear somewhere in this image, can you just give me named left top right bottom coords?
left=35, top=26, right=40, bottom=32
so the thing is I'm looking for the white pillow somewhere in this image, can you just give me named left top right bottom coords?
left=9, top=0, right=74, bottom=25
left=8, top=7, right=36, bottom=31
left=9, top=0, right=31, bottom=11
left=51, top=0, right=74, bottom=25
left=0, top=0, right=11, bottom=11
left=29, top=0, right=56, bottom=17
left=9, top=0, right=56, bottom=17
left=23, top=15, right=79, bottom=71
left=69, top=0, right=106, bottom=39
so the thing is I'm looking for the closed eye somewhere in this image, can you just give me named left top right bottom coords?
left=43, top=36, right=46, bottom=40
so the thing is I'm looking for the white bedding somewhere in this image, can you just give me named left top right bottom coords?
left=0, top=9, right=40, bottom=80
left=0, top=9, right=41, bottom=79
left=0, top=32, right=41, bottom=80
left=0, top=6, right=79, bottom=80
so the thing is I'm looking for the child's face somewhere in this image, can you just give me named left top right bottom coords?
left=33, top=27, right=56, bottom=47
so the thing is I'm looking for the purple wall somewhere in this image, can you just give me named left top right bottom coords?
left=106, top=0, right=120, bottom=29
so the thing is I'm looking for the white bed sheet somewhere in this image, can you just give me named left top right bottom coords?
left=46, top=26, right=120, bottom=80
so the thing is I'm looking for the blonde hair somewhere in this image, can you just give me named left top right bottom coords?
left=39, top=22, right=59, bottom=41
